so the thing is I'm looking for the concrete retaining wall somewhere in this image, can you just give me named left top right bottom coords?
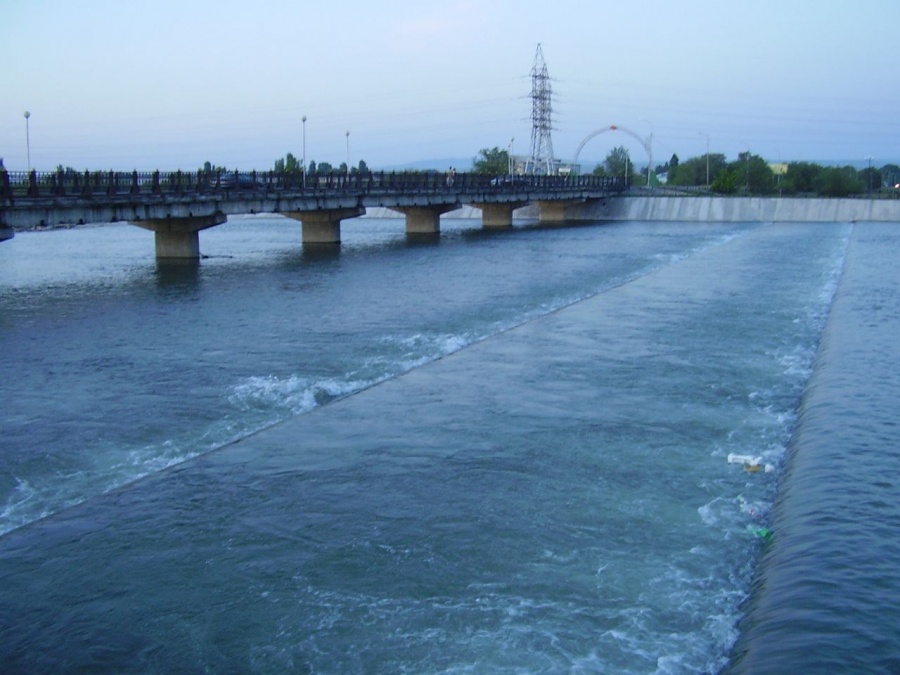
left=526, top=196, right=900, bottom=223
left=346, top=197, right=900, bottom=224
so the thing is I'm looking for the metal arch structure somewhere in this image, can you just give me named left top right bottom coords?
left=573, top=125, right=653, bottom=185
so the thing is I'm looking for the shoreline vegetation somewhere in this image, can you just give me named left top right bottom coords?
left=470, top=145, right=900, bottom=197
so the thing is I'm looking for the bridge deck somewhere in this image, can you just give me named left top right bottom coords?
left=0, top=169, right=627, bottom=256
left=1, top=169, right=624, bottom=223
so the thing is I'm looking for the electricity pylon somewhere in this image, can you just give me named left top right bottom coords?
left=527, top=44, right=555, bottom=175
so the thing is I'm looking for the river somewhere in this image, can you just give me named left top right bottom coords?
left=0, top=215, right=897, bottom=672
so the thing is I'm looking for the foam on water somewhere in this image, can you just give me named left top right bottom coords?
left=229, top=373, right=372, bottom=414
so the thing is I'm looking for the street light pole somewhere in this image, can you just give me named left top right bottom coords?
left=24, top=111, right=31, bottom=172
left=746, top=146, right=750, bottom=192
left=699, top=132, right=709, bottom=187
left=301, top=115, right=307, bottom=188
left=741, top=141, right=750, bottom=192
left=345, top=131, right=350, bottom=176
left=866, top=155, right=873, bottom=193
left=640, top=118, right=653, bottom=187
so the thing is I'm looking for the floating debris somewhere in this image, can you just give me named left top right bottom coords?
left=727, top=453, right=775, bottom=473
left=751, top=527, right=774, bottom=541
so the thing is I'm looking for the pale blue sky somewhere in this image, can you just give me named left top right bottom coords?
left=2, top=0, right=898, bottom=172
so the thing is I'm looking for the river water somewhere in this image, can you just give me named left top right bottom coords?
left=0, top=215, right=897, bottom=672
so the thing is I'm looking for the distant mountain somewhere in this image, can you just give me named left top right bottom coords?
left=813, top=159, right=899, bottom=169
left=373, top=157, right=899, bottom=173
left=378, top=158, right=473, bottom=172
left=378, top=157, right=613, bottom=173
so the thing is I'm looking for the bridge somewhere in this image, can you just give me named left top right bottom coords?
left=0, top=169, right=626, bottom=259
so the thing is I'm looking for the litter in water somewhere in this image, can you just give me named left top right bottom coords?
left=727, top=453, right=774, bottom=473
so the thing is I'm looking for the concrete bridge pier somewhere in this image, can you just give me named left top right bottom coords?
left=472, top=202, right=528, bottom=229
left=534, top=200, right=572, bottom=224
left=0, top=224, right=13, bottom=243
left=390, top=204, right=460, bottom=235
left=136, top=213, right=227, bottom=259
left=535, top=199, right=604, bottom=224
left=285, top=207, right=366, bottom=244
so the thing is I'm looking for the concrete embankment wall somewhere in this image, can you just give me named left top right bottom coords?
left=564, top=196, right=900, bottom=223
left=363, top=197, right=900, bottom=223
left=366, top=196, right=900, bottom=223
left=10, top=198, right=897, bottom=232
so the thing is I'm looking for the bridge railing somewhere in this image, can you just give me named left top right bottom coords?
left=1, top=169, right=626, bottom=203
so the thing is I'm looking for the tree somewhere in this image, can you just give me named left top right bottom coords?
left=780, top=162, right=822, bottom=194
left=815, top=166, right=864, bottom=197
left=732, top=152, right=775, bottom=194
left=274, top=152, right=303, bottom=174
left=54, top=164, right=80, bottom=178
left=603, top=146, right=632, bottom=178
left=668, top=154, right=727, bottom=186
left=711, top=168, right=740, bottom=194
left=653, top=154, right=679, bottom=176
left=881, top=164, right=900, bottom=188
left=594, top=147, right=642, bottom=184
left=473, top=147, right=510, bottom=174
left=201, top=161, right=228, bottom=174
left=859, top=166, right=882, bottom=193
left=710, top=152, right=775, bottom=194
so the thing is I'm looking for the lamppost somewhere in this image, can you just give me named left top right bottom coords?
left=698, top=132, right=710, bottom=187
left=866, top=155, right=873, bottom=193
left=746, top=146, right=751, bottom=192
left=345, top=131, right=350, bottom=176
left=301, top=115, right=307, bottom=188
left=640, top=118, right=653, bottom=187
left=508, top=137, right=514, bottom=176
left=741, top=141, right=750, bottom=192
left=24, top=111, right=31, bottom=172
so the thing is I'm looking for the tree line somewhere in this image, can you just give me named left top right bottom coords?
left=198, top=145, right=900, bottom=199
left=196, top=155, right=371, bottom=178
left=592, top=146, right=899, bottom=197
